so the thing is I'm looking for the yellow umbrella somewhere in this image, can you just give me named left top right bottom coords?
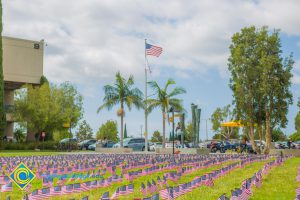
left=221, top=121, right=244, bottom=127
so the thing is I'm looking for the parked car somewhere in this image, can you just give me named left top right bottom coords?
left=149, top=142, right=155, bottom=151
left=88, top=141, right=116, bottom=150
left=275, top=141, right=288, bottom=149
left=60, top=138, right=77, bottom=144
left=292, top=141, right=300, bottom=149
left=123, top=138, right=150, bottom=151
left=78, top=139, right=97, bottom=150
left=58, top=138, right=78, bottom=150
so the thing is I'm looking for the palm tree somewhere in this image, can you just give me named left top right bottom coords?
left=147, top=79, right=186, bottom=148
left=97, top=72, right=143, bottom=147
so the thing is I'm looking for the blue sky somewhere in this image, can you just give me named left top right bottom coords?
left=3, top=0, right=300, bottom=139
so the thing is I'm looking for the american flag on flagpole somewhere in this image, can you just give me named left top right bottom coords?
left=145, top=43, right=163, bottom=57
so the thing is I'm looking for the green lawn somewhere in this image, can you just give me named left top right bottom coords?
left=0, top=150, right=60, bottom=157
left=250, top=157, right=300, bottom=200
left=177, top=159, right=270, bottom=200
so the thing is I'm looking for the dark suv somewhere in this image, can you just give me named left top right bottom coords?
left=78, top=139, right=97, bottom=150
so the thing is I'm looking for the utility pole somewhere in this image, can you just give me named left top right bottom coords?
left=140, top=125, right=143, bottom=138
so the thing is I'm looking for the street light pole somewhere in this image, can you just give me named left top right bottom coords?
left=206, top=119, right=208, bottom=141
left=172, top=107, right=175, bottom=154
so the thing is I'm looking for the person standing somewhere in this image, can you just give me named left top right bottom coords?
left=287, top=139, right=292, bottom=149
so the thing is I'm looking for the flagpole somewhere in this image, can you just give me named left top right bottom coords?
left=144, top=39, right=148, bottom=152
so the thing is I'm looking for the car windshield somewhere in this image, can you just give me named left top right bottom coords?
left=123, top=138, right=132, bottom=145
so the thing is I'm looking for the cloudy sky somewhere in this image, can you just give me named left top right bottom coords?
left=3, top=0, right=300, bottom=139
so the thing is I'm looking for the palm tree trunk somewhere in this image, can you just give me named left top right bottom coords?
left=120, top=105, right=124, bottom=148
left=120, top=115, right=123, bottom=147
left=162, top=111, right=166, bottom=148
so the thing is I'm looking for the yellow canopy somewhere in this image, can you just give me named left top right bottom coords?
left=221, top=121, right=244, bottom=127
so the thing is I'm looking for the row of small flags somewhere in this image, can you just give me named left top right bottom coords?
left=218, top=157, right=286, bottom=200
left=0, top=155, right=270, bottom=196
left=295, top=165, right=300, bottom=200
left=1, top=154, right=251, bottom=175
left=23, top=156, right=268, bottom=199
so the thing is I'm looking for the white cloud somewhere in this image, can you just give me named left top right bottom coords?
left=3, top=0, right=300, bottom=85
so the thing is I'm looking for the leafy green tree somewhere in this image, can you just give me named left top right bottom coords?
left=271, top=128, right=286, bottom=142
left=53, top=129, right=70, bottom=142
left=76, top=120, right=93, bottom=141
left=96, top=120, right=119, bottom=142
left=151, top=130, right=162, bottom=142
left=0, top=1, right=5, bottom=137
left=290, top=132, right=300, bottom=141
left=97, top=72, right=143, bottom=147
left=147, top=79, right=186, bottom=148
left=210, top=105, right=239, bottom=139
left=14, top=128, right=26, bottom=142
left=294, top=98, right=300, bottom=133
left=228, top=26, right=293, bottom=154
left=14, top=82, right=83, bottom=141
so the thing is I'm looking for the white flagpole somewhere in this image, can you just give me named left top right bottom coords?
left=144, top=39, right=148, bottom=152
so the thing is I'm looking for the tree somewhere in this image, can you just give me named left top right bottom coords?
left=147, top=79, right=186, bottom=148
left=151, top=130, right=162, bottom=142
left=228, top=26, right=293, bottom=154
left=271, top=128, right=286, bottom=142
left=124, top=123, right=128, bottom=139
left=14, top=82, right=83, bottom=141
left=0, top=0, right=5, bottom=137
left=294, top=98, right=300, bottom=133
left=76, top=120, right=93, bottom=141
left=97, top=72, right=143, bottom=147
left=290, top=132, right=300, bottom=141
left=210, top=105, right=239, bottom=139
left=14, top=128, right=26, bottom=142
left=96, top=120, right=119, bottom=142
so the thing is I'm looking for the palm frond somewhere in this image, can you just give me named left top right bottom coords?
left=97, top=97, right=120, bottom=113
left=164, top=79, right=176, bottom=92
left=167, top=87, right=186, bottom=98
left=146, top=99, right=162, bottom=114
left=169, top=98, right=184, bottom=112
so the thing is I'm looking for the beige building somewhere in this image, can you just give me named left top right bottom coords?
left=2, top=36, right=44, bottom=138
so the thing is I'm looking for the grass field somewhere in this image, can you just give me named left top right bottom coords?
left=0, top=150, right=60, bottom=157
left=250, top=157, right=300, bottom=200
left=0, top=152, right=299, bottom=200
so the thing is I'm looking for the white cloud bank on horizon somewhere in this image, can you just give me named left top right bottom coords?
left=3, top=0, right=300, bottom=85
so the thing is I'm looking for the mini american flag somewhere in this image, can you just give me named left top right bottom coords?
left=111, top=187, right=120, bottom=199
left=1, top=181, right=12, bottom=192
left=141, top=182, right=147, bottom=197
left=119, top=185, right=127, bottom=195
left=61, top=184, right=73, bottom=195
left=145, top=43, right=163, bottom=57
left=127, top=183, right=134, bottom=194
left=50, top=185, right=62, bottom=196
left=40, top=187, right=51, bottom=199
left=101, top=191, right=109, bottom=200
left=159, top=188, right=169, bottom=199
left=218, top=194, right=229, bottom=200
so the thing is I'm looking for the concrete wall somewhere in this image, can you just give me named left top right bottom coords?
left=95, top=147, right=133, bottom=153
left=3, top=36, right=44, bottom=84
left=156, top=148, right=210, bottom=155
left=270, top=149, right=300, bottom=157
